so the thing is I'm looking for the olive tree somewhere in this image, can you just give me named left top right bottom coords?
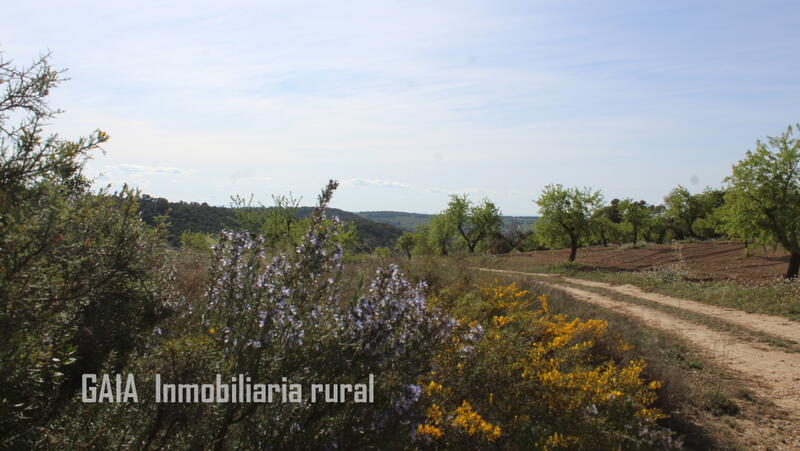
left=535, top=184, right=603, bottom=262
left=718, top=124, right=800, bottom=278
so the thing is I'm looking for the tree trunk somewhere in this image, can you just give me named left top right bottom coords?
left=632, top=224, right=638, bottom=246
left=568, top=240, right=578, bottom=262
left=786, top=251, right=800, bottom=279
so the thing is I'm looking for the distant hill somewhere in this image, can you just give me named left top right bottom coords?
left=357, top=211, right=538, bottom=233
left=355, top=211, right=433, bottom=231
left=138, top=195, right=403, bottom=251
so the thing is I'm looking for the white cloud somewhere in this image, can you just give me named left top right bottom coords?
left=111, top=164, right=189, bottom=176
left=342, top=178, right=413, bottom=189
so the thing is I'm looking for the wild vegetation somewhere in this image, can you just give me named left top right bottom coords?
left=3, top=50, right=799, bottom=449
left=139, top=193, right=403, bottom=251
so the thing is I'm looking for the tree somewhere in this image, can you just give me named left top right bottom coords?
left=591, top=200, right=624, bottom=247
left=442, top=194, right=503, bottom=253
left=642, top=204, right=669, bottom=244
left=535, top=185, right=603, bottom=262
left=427, top=214, right=456, bottom=256
left=691, top=189, right=725, bottom=240
left=663, top=186, right=699, bottom=238
left=395, top=231, right=415, bottom=259
left=262, top=193, right=302, bottom=248
left=718, top=124, right=800, bottom=278
left=620, top=199, right=651, bottom=246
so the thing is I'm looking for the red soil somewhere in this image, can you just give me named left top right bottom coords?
left=496, top=241, right=791, bottom=282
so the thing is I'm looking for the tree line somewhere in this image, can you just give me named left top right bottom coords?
left=394, top=128, right=800, bottom=279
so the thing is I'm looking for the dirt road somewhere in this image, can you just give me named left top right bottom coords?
left=475, top=268, right=800, bottom=449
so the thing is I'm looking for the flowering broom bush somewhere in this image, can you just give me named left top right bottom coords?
left=415, top=281, right=681, bottom=450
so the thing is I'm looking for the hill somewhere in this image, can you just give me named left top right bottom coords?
left=138, top=195, right=403, bottom=250
left=357, top=210, right=538, bottom=233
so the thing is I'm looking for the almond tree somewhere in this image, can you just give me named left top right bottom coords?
left=535, top=185, right=603, bottom=262
left=718, top=124, right=800, bottom=278
left=620, top=199, right=651, bottom=246
left=443, top=194, right=503, bottom=253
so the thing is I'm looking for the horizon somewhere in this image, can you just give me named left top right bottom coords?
left=3, top=1, right=799, bottom=215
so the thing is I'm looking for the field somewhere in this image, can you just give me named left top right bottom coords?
left=494, top=241, right=791, bottom=282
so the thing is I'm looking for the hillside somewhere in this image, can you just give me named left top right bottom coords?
left=357, top=210, right=538, bottom=233
left=138, top=195, right=403, bottom=250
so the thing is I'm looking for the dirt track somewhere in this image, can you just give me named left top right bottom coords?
left=476, top=268, right=800, bottom=449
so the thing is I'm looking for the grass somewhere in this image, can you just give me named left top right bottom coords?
left=472, top=256, right=800, bottom=321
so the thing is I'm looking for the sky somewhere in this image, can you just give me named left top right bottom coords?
left=2, top=1, right=799, bottom=215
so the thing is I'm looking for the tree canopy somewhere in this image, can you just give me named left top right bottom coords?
left=442, top=194, right=503, bottom=253
left=718, top=124, right=800, bottom=278
left=620, top=199, right=651, bottom=246
left=535, top=184, right=603, bottom=262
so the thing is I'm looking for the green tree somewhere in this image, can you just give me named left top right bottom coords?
left=663, top=185, right=704, bottom=239
left=691, top=189, right=725, bottom=240
left=591, top=198, right=625, bottom=246
left=262, top=193, right=302, bottom=247
left=620, top=199, right=651, bottom=246
left=535, top=185, right=603, bottom=262
left=442, top=194, right=503, bottom=253
left=718, top=124, right=800, bottom=278
left=395, top=231, right=415, bottom=259
left=427, top=214, right=456, bottom=256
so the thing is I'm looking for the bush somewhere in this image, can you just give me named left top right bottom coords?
left=417, top=281, right=680, bottom=449
left=44, top=182, right=458, bottom=449
left=0, top=53, right=174, bottom=448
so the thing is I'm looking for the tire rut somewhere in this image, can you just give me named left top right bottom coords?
left=475, top=267, right=800, bottom=448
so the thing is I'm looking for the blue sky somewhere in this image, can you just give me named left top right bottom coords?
left=2, top=1, right=799, bottom=215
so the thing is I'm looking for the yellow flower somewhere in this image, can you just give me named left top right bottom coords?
left=426, top=380, right=443, bottom=395
left=452, top=401, right=502, bottom=441
left=417, top=424, right=443, bottom=440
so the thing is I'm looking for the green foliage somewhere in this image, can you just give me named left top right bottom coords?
left=718, top=124, right=800, bottom=277
left=139, top=195, right=401, bottom=252
left=442, top=194, right=503, bottom=253
left=395, top=231, right=415, bottom=258
left=139, top=194, right=236, bottom=242
left=591, top=199, right=626, bottom=246
left=427, top=214, right=457, bottom=256
left=663, top=186, right=702, bottom=239
left=374, top=246, right=392, bottom=258
left=535, top=184, right=603, bottom=261
left=45, top=182, right=459, bottom=449
left=179, top=230, right=215, bottom=254
left=620, top=199, right=652, bottom=246
left=0, top=52, right=173, bottom=448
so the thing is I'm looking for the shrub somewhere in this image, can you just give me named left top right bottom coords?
left=417, top=281, right=680, bottom=449
left=45, top=181, right=458, bottom=449
left=0, top=53, right=174, bottom=448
